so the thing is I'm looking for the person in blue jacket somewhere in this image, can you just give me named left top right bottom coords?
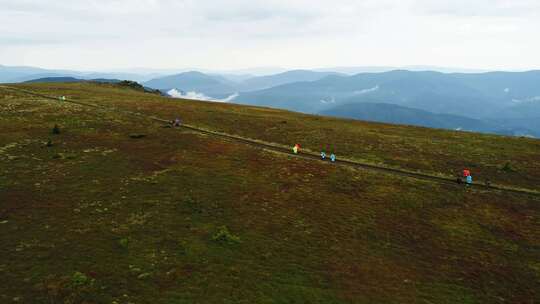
left=321, top=151, right=326, bottom=160
left=466, top=175, right=473, bottom=186
left=330, top=153, right=336, bottom=162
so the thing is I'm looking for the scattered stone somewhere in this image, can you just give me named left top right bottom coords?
left=137, top=272, right=151, bottom=279
left=0, top=220, right=8, bottom=224
left=52, top=153, right=76, bottom=160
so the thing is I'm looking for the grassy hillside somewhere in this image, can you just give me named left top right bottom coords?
left=10, top=82, right=540, bottom=190
left=1, top=83, right=539, bottom=303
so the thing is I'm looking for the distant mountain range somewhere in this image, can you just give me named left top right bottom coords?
left=142, top=69, right=342, bottom=94
left=232, top=70, right=540, bottom=137
left=234, top=70, right=540, bottom=116
left=2, top=64, right=539, bottom=137
left=0, top=65, right=156, bottom=83
left=234, top=70, right=344, bottom=91
left=143, top=71, right=237, bottom=98
left=24, top=77, right=122, bottom=84
left=320, top=102, right=497, bottom=132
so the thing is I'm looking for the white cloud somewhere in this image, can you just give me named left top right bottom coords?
left=412, top=0, right=540, bottom=17
left=167, top=89, right=238, bottom=103
left=0, top=0, right=539, bottom=70
left=512, top=96, right=540, bottom=103
left=353, top=85, right=379, bottom=95
left=320, top=97, right=336, bottom=104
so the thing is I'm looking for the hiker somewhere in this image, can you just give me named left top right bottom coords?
left=293, top=144, right=300, bottom=154
left=321, top=151, right=326, bottom=160
left=59, top=96, right=66, bottom=101
left=463, top=169, right=471, bottom=178
left=466, top=175, right=473, bottom=186
left=172, top=118, right=181, bottom=127
left=330, top=153, right=336, bottom=162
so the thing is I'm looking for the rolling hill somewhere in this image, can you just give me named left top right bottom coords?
left=1, top=82, right=539, bottom=303
left=0, top=64, right=156, bottom=83
left=144, top=71, right=237, bottom=97
left=237, top=69, right=343, bottom=91
left=233, top=70, right=540, bottom=136
left=24, top=76, right=85, bottom=83
left=143, top=70, right=343, bottom=97
left=320, top=102, right=498, bottom=132
left=0, top=65, right=74, bottom=83
left=8, top=67, right=540, bottom=138
left=24, top=77, right=122, bottom=84
left=234, top=70, right=509, bottom=116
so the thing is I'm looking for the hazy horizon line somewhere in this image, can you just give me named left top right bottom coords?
left=2, top=63, right=539, bottom=76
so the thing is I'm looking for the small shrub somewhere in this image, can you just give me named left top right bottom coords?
left=71, top=272, right=89, bottom=287
left=212, top=226, right=241, bottom=244
left=52, top=124, right=61, bottom=135
left=119, top=238, right=129, bottom=249
left=501, top=162, right=516, bottom=172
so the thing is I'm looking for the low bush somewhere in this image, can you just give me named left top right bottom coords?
left=501, top=162, right=516, bottom=172
left=71, top=272, right=89, bottom=287
left=212, top=226, right=241, bottom=244
left=119, top=238, right=129, bottom=249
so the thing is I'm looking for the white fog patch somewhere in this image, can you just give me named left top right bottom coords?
left=167, top=89, right=238, bottom=103
left=353, top=85, right=379, bottom=95
left=511, top=96, right=540, bottom=103
left=504, top=88, right=510, bottom=93
left=320, top=97, right=336, bottom=104
left=167, top=89, right=212, bottom=100
left=221, top=93, right=239, bottom=102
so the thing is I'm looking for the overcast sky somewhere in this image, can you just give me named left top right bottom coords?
left=1, top=0, right=539, bottom=71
